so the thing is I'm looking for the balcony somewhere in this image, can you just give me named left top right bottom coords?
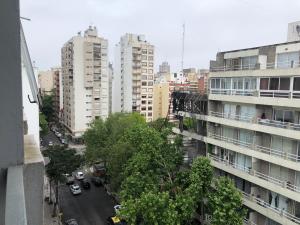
left=208, top=153, right=300, bottom=202
left=207, top=133, right=300, bottom=168
left=208, top=111, right=300, bottom=139
left=242, top=191, right=300, bottom=225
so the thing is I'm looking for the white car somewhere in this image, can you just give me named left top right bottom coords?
left=114, top=205, right=122, bottom=214
left=48, top=141, right=53, bottom=146
left=70, top=184, right=81, bottom=195
left=75, top=171, right=84, bottom=180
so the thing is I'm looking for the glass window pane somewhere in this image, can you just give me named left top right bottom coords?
left=270, top=78, right=279, bottom=90
left=274, top=109, right=284, bottom=121
left=250, top=78, right=257, bottom=89
left=216, top=79, right=220, bottom=89
left=211, top=79, right=216, bottom=89
left=225, top=78, right=231, bottom=89
left=279, top=78, right=290, bottom=90
left=294, top=77, right=300, bottom=91
left=260, top=78, right=269, bottom=90
left=238, top=78, right=243, bottom=89
left=284, top=111, right=293, bottom=123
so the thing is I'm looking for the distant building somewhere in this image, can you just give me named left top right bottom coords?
left=198, top=69, right=209, bottom=94
left=287, top=21, right=300, bottom=42
left=113, top=34, right=154, bottom=122
left=52, top=67, right=63, bottom=123
left=61, top=26, right=109, bottom=140
left=108, top=62, right=113, bottom=114
left=38, top=70, right=55, bottom=96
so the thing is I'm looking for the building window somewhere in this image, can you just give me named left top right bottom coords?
left=277, top=52, right=300, bottom=69
left=149, top=62, right=153, bottom=67
left=142, top=95, right=147, bottom=99
left=142, top=62, right=147, bottom=66
left=148, top=69, right=153, bottom=74
left=148, top=75, right=153, bottom=80
left=142, top=55, right=147, bottom=60
left=148, top=112, right=152, bottom=116
left=141, top=107, right=146, bottom=110
left=241, top=56, right=257, bottom=69
left=260, top=77, right=290, bottom=90
left=141, top=75, right=147, bottom=80
left=142, top=100, right=146, bottom=104
left=148, top=56, right=153, bottom=60
left=148, top=88, right=153, bottom=92
left=142, top=82, right=147, bottom=86
left=148, top=50, right=153, bottom=55
left=293, top=77, right=300, bottom=91
left=148, top=106, right=152, bottom=110
left=142, top=69, right=147, bottom=73
left=148, top=81, right=153, bottom=86
left=142, top=49, right=147, bottom=54
left=148, top=101, right=152, bottom=104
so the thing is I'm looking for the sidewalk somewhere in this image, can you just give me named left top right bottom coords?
left=43, top=176, right=61, bottom=225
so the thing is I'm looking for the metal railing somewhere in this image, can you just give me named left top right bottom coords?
left=208, top=153, right=300, bottom=194
left=209, top=110, right=300, bottom=131
left=210, top=60, right=300, bottom=72
left=241, top=191, right=300, bottom=224
left=208, top=132, right=300, bottom=162
left=210, top=89, right=256, bottom=96
left=259, top=90, right=290, bottom=98
left=210, top=111, right=254, bottom=123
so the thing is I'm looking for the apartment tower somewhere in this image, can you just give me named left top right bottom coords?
left=113, top=34, right=154, bottom=122
left=173, top=25, right=300, bottom=225
left=62, top=26, right=109, bottom=139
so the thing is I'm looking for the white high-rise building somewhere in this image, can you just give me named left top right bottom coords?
left=113, top=34, right=154, bottom=122
left=62, top=26, right=109, bottom=139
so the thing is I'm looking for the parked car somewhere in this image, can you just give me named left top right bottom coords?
left=106, top=216, right=126, bottom=225
left=65, top=174, right=74, bottom=185
left=93, top=162, right=106, bottom=177
left=48, top=141, right=53, bottom=146
left=75, top=171, right=84, bottom=180
left=65, top=218, right=79, bottom=225
left=80, top=179, right=91, bottom=189
left=91, top=177, right=103, bottom=187
left=70, top=184, right=81, bottom=195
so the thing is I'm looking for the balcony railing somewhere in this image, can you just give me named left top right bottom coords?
left=208, top=132, right=300, bottom=162
left=209, top=111, right=300, bottom=131
left=243, top=218, right=257, bottom=225
left=210, top=60, right=300, bottom=72
left=242, top=191, right=300, bottom=224
left=210, top=89, right=256, bottom=96
left=208, top=153, right=300, bottom=194
left=210, top=88, right=300, bottom=99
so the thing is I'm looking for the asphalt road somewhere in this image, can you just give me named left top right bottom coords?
left=59, top=176, right=116, bottom=225
left=43, top=130, right=61, bottom=146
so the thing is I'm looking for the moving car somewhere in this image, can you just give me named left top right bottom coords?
left=48, top=141, right=53, bottom=146
left=91, top=177, right=103, bottom=186
left=80, top=179, right=91, bottom=189
left=75, top=171, right=84, bottom=180
left=65, top=218, right=79, bottom=225
left=70, top=184, right=81, bottom=195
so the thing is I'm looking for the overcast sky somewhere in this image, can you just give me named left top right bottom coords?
left=21, top=0, right=300, bottom=72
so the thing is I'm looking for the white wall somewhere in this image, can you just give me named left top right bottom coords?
left=123, top=45, right=133, bottom=112
left=22, top=64, right=40, bottom=147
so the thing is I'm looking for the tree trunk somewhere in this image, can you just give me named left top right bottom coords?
left=52, top=181, right=59, bottom=217
left=49, top=179, right=52, bottom=204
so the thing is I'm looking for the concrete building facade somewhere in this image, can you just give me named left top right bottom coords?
left=113, top=34, right=155, bottom=122
left=38, top=70, right=55, bottom=96
left=0, top=1, right=44, bottom=224
left=173, top=26, right=300, bottom=225
left=53, top=67, right=63, bottom=123
left=62, top=26, right=109, bottom=139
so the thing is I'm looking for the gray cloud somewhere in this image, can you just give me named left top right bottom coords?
left=21, top=0, right=300, bottom=72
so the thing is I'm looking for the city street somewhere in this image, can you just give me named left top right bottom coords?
left=43, top=130, right=61, bottom=146
left=59, top=176, right=116, bottom=225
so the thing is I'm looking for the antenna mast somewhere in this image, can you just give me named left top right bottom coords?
left=181, top=23, right=185, bottom=75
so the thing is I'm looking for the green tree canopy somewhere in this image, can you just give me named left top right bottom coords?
left=39, top=112, right=49, bottom=137
left=210, top=177, right=246, bottom=225
left=41, top=94, right=54, bottom=122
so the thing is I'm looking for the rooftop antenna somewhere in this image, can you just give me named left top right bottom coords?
left=181, top=23, right=185, bottom=76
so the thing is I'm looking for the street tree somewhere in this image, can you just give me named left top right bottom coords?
left=39, top=112, right=49, bottom=137
left=41, top=93, right=54, bottom=122
left=210, top=177, right=246, bottom=225
left=43, top=146, right=83, bottom=216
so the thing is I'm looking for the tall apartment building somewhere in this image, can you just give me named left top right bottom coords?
left=173, top=26, right=300, bottom=225
left=0, top=2, right=44, bottom=224
left=113, top=34, right=154, bottom=122
left=53, top=67, right=63, bottom=123
left=62, top=26, right=109, bottom=139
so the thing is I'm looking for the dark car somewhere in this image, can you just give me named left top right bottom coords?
left=65, top=218, right=79, bottom=225
left=80, top=179, right=91, bottom=189
left=91, top=177, right=103, bottom=187
left=93, top=162, right=106, bottom=177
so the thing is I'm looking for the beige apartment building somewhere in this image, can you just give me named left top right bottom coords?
left=62, top=26, right=109, bottom=139
left=113, top=34, right=154, bottom=122
left=38, top=69, right=55, bottom=96
left=173, top=24, right=300, bottom=225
